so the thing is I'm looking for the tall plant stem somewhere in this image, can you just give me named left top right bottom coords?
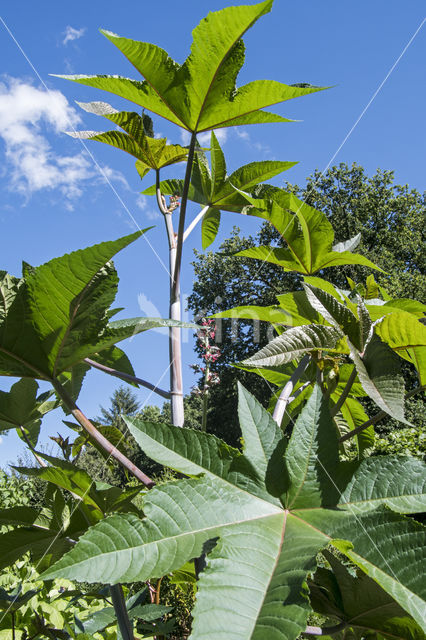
left=339, top=384, right=425, bottom=443
left=110, top=584, right=134, bottom=640
left=52, top=378, right=154, bottom=488
left=17, top=427, right=47, bottom=467
left=166, top=133, right=197, bottom=426
left=84, top=358, right=170, bottom=399
left=330, top=367, right=357, bottom=417
left=273, top=355, right=310, bottom=425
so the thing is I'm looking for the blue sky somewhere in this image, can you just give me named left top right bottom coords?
left=0, top=1, right=425, bottom=466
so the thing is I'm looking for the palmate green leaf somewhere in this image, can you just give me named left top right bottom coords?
left=54, top=2, right=322, bottom=133
left=235, top=189, right=380, bottom=275
left=0, top=231, right=196, bottom=383
left=0, top=232, right=145, bottom=380
left=24, top=232, right=147, bottom=376
left=309, top=550, right=425, bottom=640
left=42, top=385, right=426, bottom=637
left=242, top=324, right=341, bottom=367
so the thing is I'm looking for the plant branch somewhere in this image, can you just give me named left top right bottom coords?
left=183, top=205, right=209, bottom=243
left=330, top=367, right=357, bottom=417
left=339, top=384, right=426, bottom=443
left=84, top=358, right=171, bottom=400
left=52, top=378, right=154, bottom=488
left=18, top=427, right=47, bottom=468
left=110, top=584, right=134, bottom=640
left=272, top=355, right=310, bottom=425
left=303, top=622, right=347, bottom=636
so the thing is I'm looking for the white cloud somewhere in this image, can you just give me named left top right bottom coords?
left=0, top=436, right=3, bottom=445
left=234, top=127, right=270, bottom=155
left=235, top=129, right=250, bottom=141
left=135, top=194, right=160, bottom=220
left=62, top=26, right=86, bottom=45
left=180, top=128, right=228, bottom=147
left=0, top=77, right=126, bottom=205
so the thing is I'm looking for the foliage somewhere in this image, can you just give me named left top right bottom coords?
left=0, top=1, right=425, bottom=639
left=41, top=385, right=426, bottom=638
left=187, top=164, right=426, bottom=446
left=54, top=1, right=321, bottom=136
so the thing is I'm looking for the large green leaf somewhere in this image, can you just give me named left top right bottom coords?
left=309, top=549, right=425, bottom=639
left=234, top=189, right=380, bottom=275
left=0, top=232, right=145, bottom=379
left=284, top=386, right=339, bottom=508
left=55, top=2, right=322, bottom=133
left=242, top=324, right=341, bottom=367
left=42, top=385, right=426, bottom=637
left=0, top=232, right=195, bottom=382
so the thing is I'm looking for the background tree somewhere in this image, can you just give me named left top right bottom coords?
left=78, top=387, right=203, bottom=482
left=188, top=163, right=425, bottom=449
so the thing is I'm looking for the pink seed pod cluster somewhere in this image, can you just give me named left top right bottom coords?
left=190, top=318, right=221, bottom=395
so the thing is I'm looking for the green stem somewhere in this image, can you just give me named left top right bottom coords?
left=110, top=584, right=134, bottom=640
left=330, top=367, right=356, bottom=417
left=17, top=427, right=47, bottom=467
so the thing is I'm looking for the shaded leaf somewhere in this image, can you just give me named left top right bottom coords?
left=350, top=335, right=409, bottom=424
